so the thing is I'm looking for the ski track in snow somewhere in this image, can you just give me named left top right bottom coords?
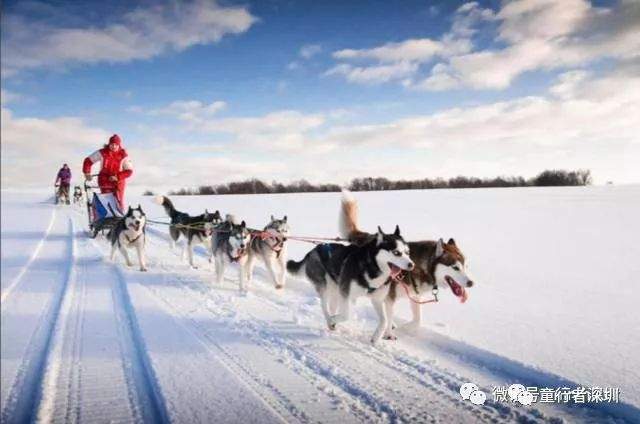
left=1, top=201, right=635, bottom=423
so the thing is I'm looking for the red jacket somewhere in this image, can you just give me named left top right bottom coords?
left=83, top=147, right=133, bottom=197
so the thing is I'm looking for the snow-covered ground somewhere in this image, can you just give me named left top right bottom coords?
left=2, top=186, right=639, bottom=423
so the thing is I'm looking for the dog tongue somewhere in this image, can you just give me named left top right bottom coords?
left=448, top=277, right=468, bottom=303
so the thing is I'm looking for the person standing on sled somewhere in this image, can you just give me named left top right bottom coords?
left=55, top=163, right=72, bottom=204
left=82, top=134, right=133, bottom=211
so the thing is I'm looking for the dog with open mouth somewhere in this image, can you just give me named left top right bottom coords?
left=108, top=205, right=148, bottom=272
left=287, top=217, right=414, bottom=345
left=246, top=215, right=290, bottom=289
left=339, top=190, right=474, bottom=339
left=212, top=215, right=253, bottom=293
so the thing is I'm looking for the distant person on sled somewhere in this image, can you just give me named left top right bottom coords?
left=82, top=134, right=133, bottom=211
left=55, top=163, right=72, bottom=204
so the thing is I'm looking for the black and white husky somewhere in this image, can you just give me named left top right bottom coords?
left=73, top=186, right=83, bottom=205
left=339, top=191, right=475, bottom=339
left=246, top=215, right=289, bottom=289
left=154, top=195, right=222, bottom=268
left=287, top=225, right=414, bottom=344
left=108, top=205, right=148, bottom=272
left=212, top=216, right=252, bottom=292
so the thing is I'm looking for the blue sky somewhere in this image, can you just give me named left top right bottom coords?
left=2, top=0, right=639, bottom=190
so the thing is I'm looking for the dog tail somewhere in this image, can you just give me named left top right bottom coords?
left=154, top=195, right=179, bottom=219
left=339, top=189, right=360, bottom=238
left=286, top=258, right=306, bottom=276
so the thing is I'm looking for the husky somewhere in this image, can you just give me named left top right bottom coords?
left=108, top=205, right=148, bottom=272
left=73, top=186, right=83, bottom=205
left=339, top=191, right=474, bottom=339
left=246, top=215, right=289, bottom=289
left=287, top=222, right=414, bottom=345
left=212, top=216, right=252, bottom=292
left=154, top=195, right=222, bottom=267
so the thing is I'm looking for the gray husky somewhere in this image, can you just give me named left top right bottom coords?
left=287, top=223, right=414, bottom=345
left=339, top=191, right=474, bottom=339
left=108, top=205, right=148, bottom=272
left=246, top=215, right=289, bottom=289
left=212, top=216, right=252, bottom=292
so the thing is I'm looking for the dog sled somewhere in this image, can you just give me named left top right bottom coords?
left=84, top=180, right=123, bottom=238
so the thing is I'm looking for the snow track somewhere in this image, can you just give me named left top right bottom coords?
left=2, top=197, right=635, bottom=423
left=141, top=227, right=554, bottom=423
left=1, top=215, right=74, bottom=423
left=1, top=208, right=57, bottom=304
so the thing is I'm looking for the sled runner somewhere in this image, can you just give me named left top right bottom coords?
left=84, top=181, right=123, bottom=238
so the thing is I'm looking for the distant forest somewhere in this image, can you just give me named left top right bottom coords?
left=143, top=169, right=592, bottom=196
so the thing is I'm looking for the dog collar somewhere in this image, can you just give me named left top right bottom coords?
left=367, top=279, right=390, bottom=294
left=125, top=233, right=143, bottom=244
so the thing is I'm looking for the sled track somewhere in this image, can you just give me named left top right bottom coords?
left=140, top=267, right=374, bottom=424
left=1, top=208, right=57, bottom=304
left=83, top=235, right=170, bottom=423
left=1, top=217, right=73, bottom=424
left=144, top=227, right=568, bottom=423
left=142, top=230, right=532, bottom=423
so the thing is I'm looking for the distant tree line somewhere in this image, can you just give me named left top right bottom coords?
left=142, top=169, right=591, bottom=196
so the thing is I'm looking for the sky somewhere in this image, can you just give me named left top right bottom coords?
left=1, top=0, right=639, bottom=192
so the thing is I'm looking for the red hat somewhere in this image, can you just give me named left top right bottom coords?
left=109, top=134, right=122, bottom=146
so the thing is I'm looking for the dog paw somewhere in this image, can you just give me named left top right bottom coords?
left=275, top=284, right=284, bottom=290
left=140, top=267, right=148, bottom=272
left=383, top=333, right=398, bottom=341
left=327, top=323, right=337, bottom=331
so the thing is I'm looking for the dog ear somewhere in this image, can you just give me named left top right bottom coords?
left=271, top=214, right=275, bottom=221
left=394, top=225, right=401, bottom=237
left=241, top=220, right=246, bottom=228
left=283, top=215, right=287, bottom=222
left=435, top=238, right=444, bottom=257
left=127, top=206, right=132, bottom=213
left=137, top=204, right=141, bottom=210
left=376, top=226, right=384, bottom=245
left=448, top=238, right=456, bottom=246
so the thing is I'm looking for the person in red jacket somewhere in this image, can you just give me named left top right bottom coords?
left=83, top=134, right=133, bottom=211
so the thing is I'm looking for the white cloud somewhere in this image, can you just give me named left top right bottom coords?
left=1, top=0, right=257, bottom=76
left=324, top=62, right=419, bottom=84
left=412, top=0, right=640, bottom=91
left=145, top=100, right=227, bottom=123
left=1, top=107, right=110, bottom=187
left=198, top=110, right=327, bottom=151
left=3, top=67, right=639, bottom=189
left=326, top=2, right=491, bottom=85
left=299, top=44, right=322, bottom=59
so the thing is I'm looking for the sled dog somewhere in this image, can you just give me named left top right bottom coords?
left=287, top=220, right=414, bottom=344
left=73, top=186, right=83, bottom=205
left=247, top=215, right=289, bottom=289
left=212, top=216, right=252, bottom=292
left=155, top=195, right=222, bottom=267
left=108, top=205, right=148, bottom=271
left=339, top=190, right=474, bottom=339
